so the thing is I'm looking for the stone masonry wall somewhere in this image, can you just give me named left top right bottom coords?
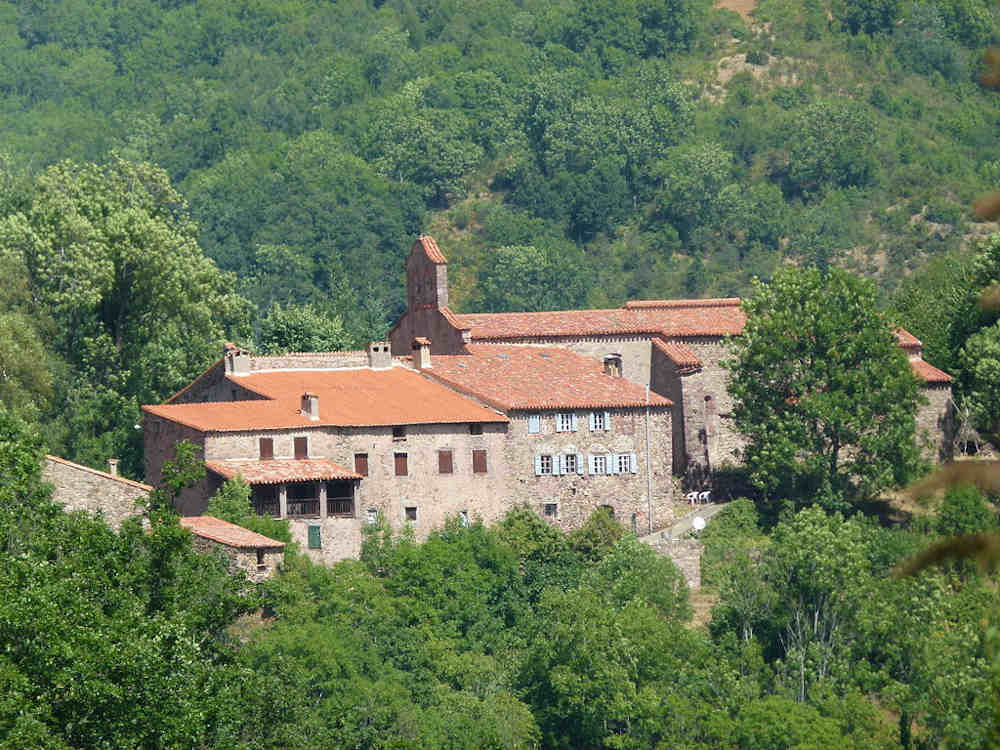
left=188, top=536, right=285, bottom=583
left=204, top=421, right=511, bottom=563
left=917, top=385, right=954, bottom=462
left=43, top=457, right=151, bottom=529
left=143, top=414, right=210, bottom=515
left=641, top=536, right=703, bottom=590
left=650, top=346, right=687, bottom=475
left=677, top=340, right=744, bottom=477
left=503, top=408, right=675, bottom=535
left=249, top=352, right=370, bottom=370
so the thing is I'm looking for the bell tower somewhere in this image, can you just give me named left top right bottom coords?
left=406, top=235, right=449, bottom=311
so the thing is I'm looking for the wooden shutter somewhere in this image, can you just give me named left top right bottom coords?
left=534, top=455, right=542, bottom=475
left=603, top=411, right=611, bottom=430
left=570, top=413, right=578, bottom=431
left=307, top=525, right=322, bottom=549
left=394, top=452, right=408, bottom=476
left=528, top=414, right=540, bottom=434
left=608, top=454, right=619, bottom=474
left=576, top=453, right=584, bottom=474
left=472, top=449, right=487, bottom=474
left=588, top=412, right=596, bottom=431
left=259, top=437, right=273, bottom=460
left=629, top=453, right=638, bottom=473
left=354, top=453, right=369, bottom=476
left=294, top=437, right=308, bottom=459
left=438, top=449, right=454, bottom=474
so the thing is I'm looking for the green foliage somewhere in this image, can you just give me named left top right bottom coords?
left=960, top=319, right=1000, bottom=438
left=727, top=267, right=923, bottom=509
left=205, top=476, right=292, bottom=544
left=836, top=0, right=902, bottom=35
left=568, top=506, right=625, bottom=561
left=935, top=483, right=998, bottom=536
left=257, top=302, right=350, bottom=354
left=699, top=497, right=765, bottom=586
left=478, top=244, right=591, bottom=313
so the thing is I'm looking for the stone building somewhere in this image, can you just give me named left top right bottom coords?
left=43, top=454, right=285, bottom=580
left=391, top=236, right=954, bottom=475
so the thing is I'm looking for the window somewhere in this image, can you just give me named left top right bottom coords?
left=405, top=506, right=418, bottom=523
left=294, top=437, right=308, bottom=459
left=253, top=485, right=279, bottom=517
left=392, top=426, right=407, bottom=441
left=354, top=452, right=369, bottom=476
left=460, top=510, right=469, bottom=527
left=394, top=453, right=408, bottom=476
left=556, top=412, right=577, bottom=432
left=366, top=508, right=378, bottom=525
left=604, top=355, right=623, bottom=377
left=307, top=525, right=322, bottom=549
left=590, top=454, right=609, bottom=475
left=472, top=449, right=487, bottom=474
left=528, top=414, right=541, bottom=434
left=589, top=411, right=611, bottom=432
left=256, top=549, right=266, bottom=571
left=535, top=454, right=554, bottom=475
left=288, top=482, right=319, bottom=517
left=259, top=437, right=274, bottom=460
left=616, top=453, right=636, bottom=474
left=438, top=449, right=454, bottom=474
left=326, top=481, right=354, bottom=517
left=469, top=423, right=483, bottom=435
left=543, top=503, right=558, bottom=517
left=564, top=453, right=578, bottom=474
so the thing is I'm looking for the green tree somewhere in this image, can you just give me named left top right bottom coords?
left=478, top=244, right=591, bottom=313
left=257, top=303, right=351, bottom=354
left=726, top=266, right=922, bottom=508
left=960, top=320, right=1000, bottom=440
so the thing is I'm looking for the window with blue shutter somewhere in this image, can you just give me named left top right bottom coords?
left=604, top=411, right=611, bottom=431
left=570, top=413, right=578, bottom=431
left=629, top=452, right=638, bottom=473
left=576, top=453, right=584, bottom=474
left=528, top=414, right=540, bottom=434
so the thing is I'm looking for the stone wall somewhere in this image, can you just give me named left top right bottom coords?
left=188, top=535, right=285, bottom=583
left=43, top=456, right=150, bottom=529
left=503, top=408, right=675, bottom=535
left=143, top=414, right=211, bottom=515
left=917, top=385, right=954, bottom=462
left=249, top=351, right=370, bottom=371
left=641, top=536, right=703, bottom=590
left=650, top=346, right=687, bottom=475
left=204, top=421, right=512, bottom=563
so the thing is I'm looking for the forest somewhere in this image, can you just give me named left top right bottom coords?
left=2, top=0, right=1000, bottom=747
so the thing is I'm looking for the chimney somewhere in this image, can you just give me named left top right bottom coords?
left=224, top=344, right=250, bottom=376
left=107, top=458, right=119, bottom=477
left=367, top=341, right=392, bottom=370
left=412, top=337, right=432, bottom=369
left=300, top=392, right=320, bottom=421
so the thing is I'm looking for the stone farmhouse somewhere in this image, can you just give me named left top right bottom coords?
left=142, top=235, right=953, bottom=564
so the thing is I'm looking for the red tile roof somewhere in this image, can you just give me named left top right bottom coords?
left=416, top=235, right=447, bottom=264
left=180, top=516, right=285, bottom=549
left=453, top=299, right=746, bottom=340
left=652, top=339, right=702, bottom=373
left=895, top=328, right=922, bottom=350
left=911, top=359, right=952, bottom=384
left=439, top=305, right=468, bottom=330
left=428, top=345, right=672, bottom=410
left=143, top=368, right=507, bottom=432
left=206, top=459, right=361, bottom=484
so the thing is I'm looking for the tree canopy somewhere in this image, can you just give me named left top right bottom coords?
left=727, top=266, right=922, bottom=509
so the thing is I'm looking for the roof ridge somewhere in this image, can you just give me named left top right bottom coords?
left=623, top=298, right=742, bottom=309
left=45, top=455, right=153, bottom=492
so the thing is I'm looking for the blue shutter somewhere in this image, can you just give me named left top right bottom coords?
left=604, top=411, right=611, bottom=431
left=570, top=413, right=578, bottom=431
left=528, top=414, right=540, bottom=433
left=629, top=452, right=638, bottom=473
left=534, top=455, right=542, bottom=475
left=576, top=453, right=584, bottom=474
left=588, top=412, right=596, bottom=431
left=608, top=455, right=619, bottom=475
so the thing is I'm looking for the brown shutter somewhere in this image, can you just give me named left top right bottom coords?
left=394, top=452, right=408, bottom=476
left=354, top=453, right=369, bottom=477
left=259, top=437, right=273, bottom=460
left=472, top=449, right=487, bottom=474
left=294, top=437, right=308, bottom=459
left=438, top=449, right=453, bottom=474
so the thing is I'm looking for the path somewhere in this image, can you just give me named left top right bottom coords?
left=640, top=502, right=728, bottom=543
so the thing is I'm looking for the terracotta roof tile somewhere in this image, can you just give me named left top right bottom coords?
left=624, top=298, right=742, bottom=309
left=417, top=235, right=447, bottom=263
left=428, top=345, right=672, bottom=410
left=180, top=516, right=285, bottom=549
left=652, top=339, right=702, bottom=373
left=206, top=458, right=361, bottom=483
left=911, top=359, right=952, bottom=384
left=895, top=328, right=923, bottom=350
left=439, top=305, right=468, bottom=330
left=143, top=368, right=507, bottom=432
left=453, top=299, right=746, bottom=340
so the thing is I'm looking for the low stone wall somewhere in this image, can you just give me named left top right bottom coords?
left=641, top=537, right=703, bottom=590
left=43, top=456, right=150, bottom=530
left=189, top=536, right=284, bottom=583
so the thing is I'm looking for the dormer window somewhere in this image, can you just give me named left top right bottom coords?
left=604, top=354, right=623, bottom=377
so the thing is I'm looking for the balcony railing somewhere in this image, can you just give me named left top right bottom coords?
left=328, top=498, right=354, bottom=517
left=253, top=497, right=280, bottom=518
left=287, top=499, right=320, bottom=518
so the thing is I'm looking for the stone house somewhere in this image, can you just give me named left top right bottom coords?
left=43, top=454, right=285, bottom=580
left=391, top=236, right=954, bottom=475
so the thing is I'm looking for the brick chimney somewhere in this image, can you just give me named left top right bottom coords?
left=367, top=341, right=392, bottom=370
left=107, top=458, right=119, bottom=477
left=300, top=392, right=320, bottom=421
left=412, top=337, right=432, bottom=369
